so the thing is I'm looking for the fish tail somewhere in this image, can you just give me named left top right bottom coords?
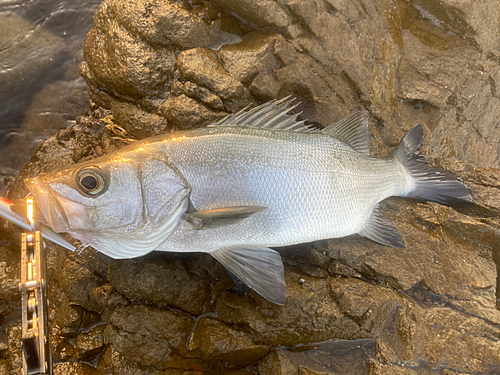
left=392, top=125, right=474, bottom=206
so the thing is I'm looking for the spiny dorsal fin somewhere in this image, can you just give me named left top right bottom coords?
left=359, top=203, right=405, bottom=248
left=211, top=246, right=287, bottom=305
left=185, top=205, right=267, bottom=230
left=208, top=97, right=315, bottom=132
left=322, top=111, right=370, bottom=155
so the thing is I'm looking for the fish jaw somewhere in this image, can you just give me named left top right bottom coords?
left=24, top=177, right=70, bottom=233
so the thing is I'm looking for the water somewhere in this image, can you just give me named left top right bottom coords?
left=0, top=0, right=101, bottom=195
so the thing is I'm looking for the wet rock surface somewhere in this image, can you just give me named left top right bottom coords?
left=2, top=0, right=500, bottom=374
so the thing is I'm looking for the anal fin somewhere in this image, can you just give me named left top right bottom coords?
left=359, top=204, right=405, bottom=248
left=211, top=246, right=287, bottom=305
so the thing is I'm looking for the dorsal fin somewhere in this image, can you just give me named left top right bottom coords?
left=322, top=111, right=370, bottom=155
left=208, top=96, right=315, bottom=132
left=359, top=204, right=405, bottom=248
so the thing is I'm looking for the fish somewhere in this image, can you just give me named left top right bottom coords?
left=23, top=97, right=474, bottom=305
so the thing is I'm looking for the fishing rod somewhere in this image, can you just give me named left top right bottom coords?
left=19, top=198, right=52, bottom=375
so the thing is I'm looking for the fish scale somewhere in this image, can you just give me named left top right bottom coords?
left=156, top=126, right=408, bottom=252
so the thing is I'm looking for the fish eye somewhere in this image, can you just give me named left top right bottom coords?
left=76, top=167, right=108, bottom=197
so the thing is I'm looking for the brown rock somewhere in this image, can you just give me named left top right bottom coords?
left=317, top=199, right=500, bottom=325
left=104, top=304, right=194, bottom=367
left=96, top=345, right=152, bottom=375
left=51, top=288, right=87, bottom=337
left=107, top=254, right=211, bottom=316
left=0, top=243, right=20, bottom=304
left=110, top=100, right=168, bottom=139
left=257, top=349, right=296, bottom=375
left=55, top=251, right=107, bottom=313
left=219, top=31, right=284, bottom=100
left=217, top=271, right=366, bottom=347
left=50, top=334, right=78, bottom=363
left=413, top=0, right=500, bottom=58
left=259, top=340, right=376, bottom=375
left=189, top=317, right=269, bottom=366
left=177, top=48, right=256, bottom=111
left=367, top=361, right=434, bottom=375
left=82, top=2, right=178, bottom=100
left=53, top=362, right=100, bottom=375
left=328, top=260, right=361, bottom=278
left=76, top=323, right=106, bottom=360
left=330, top=278, right=406, bottom=336
left=209, top=0, right=292, bottom=32
left=181, top=81, right=225, bottom=111
left=91, top=284, right=129, bottom=314
left=106, top=0, right=220, bottom=48
left=160, top=94, right=226, bottom=129
left=273, top=54, right=361, bottom=125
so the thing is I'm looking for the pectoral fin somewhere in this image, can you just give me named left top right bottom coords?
left=185, top=206, right=267, bottom=230
left=211, top=246, right=287, bottom=305
left=359, top=204, right=405, bottom=248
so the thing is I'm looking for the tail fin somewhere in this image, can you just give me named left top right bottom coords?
left=393, top=125, right=474, bottom=206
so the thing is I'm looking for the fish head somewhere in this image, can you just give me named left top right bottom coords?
left=24, top=153, right=190, bottom=243
left=24, top=159, right=145, bottom=235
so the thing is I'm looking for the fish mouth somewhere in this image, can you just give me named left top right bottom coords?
left=24, top=177, right=69, bottom=233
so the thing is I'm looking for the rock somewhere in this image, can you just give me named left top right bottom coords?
left=189, top=317, right=270, bottom=366
left=51, top=288, right=87, bottom=337
left=384, top=302, right=500, bottom=374
left=53, top=362, right=100, bottom=375
left=106, top=0, right=221, bottom=48
left=96, top=345, right=152, bottom=375
left=219, top=31, right=284, bottom=100
left=104, top=304, right=194, bottom=368
left=76, top=323, right=106, bottom=360
left=50, top=334, right=78, bottom=364
left=216, top=272, right=368, bottom=347
left=259, top=340, right=375, bottom=375
left=177, top=48, right=255, bottom=112
left=209, top=0, right=293, bottom=32
left=0, top=361, right=9, bottom=375
left=107, top=253, right=212, bottom=316
left=179, top=81, right=225, bottom=111
left=160, top=94, right=226, bottom=129
left=0, top=243, right=20, bottom=303
left=110, top=100, right=168, bottom=139
left=7, top=325, right=22, bottom=375
left=396, top=30, right=469, bottom=109
left=91, top=284, right=129, bottom=314
left=411, top=0, right=500, bottom=58
left=82, top=2, right=178, bottom=100
left=54, top=250, right=108, bottom=313
left=328, top=260, right=361, bottom=278
left=258, top=350, right=296, bottom=375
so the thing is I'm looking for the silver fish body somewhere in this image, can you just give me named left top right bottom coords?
left=24, top=99, right=474, bottom=304
left=158, top=126, right=410, bottom=252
